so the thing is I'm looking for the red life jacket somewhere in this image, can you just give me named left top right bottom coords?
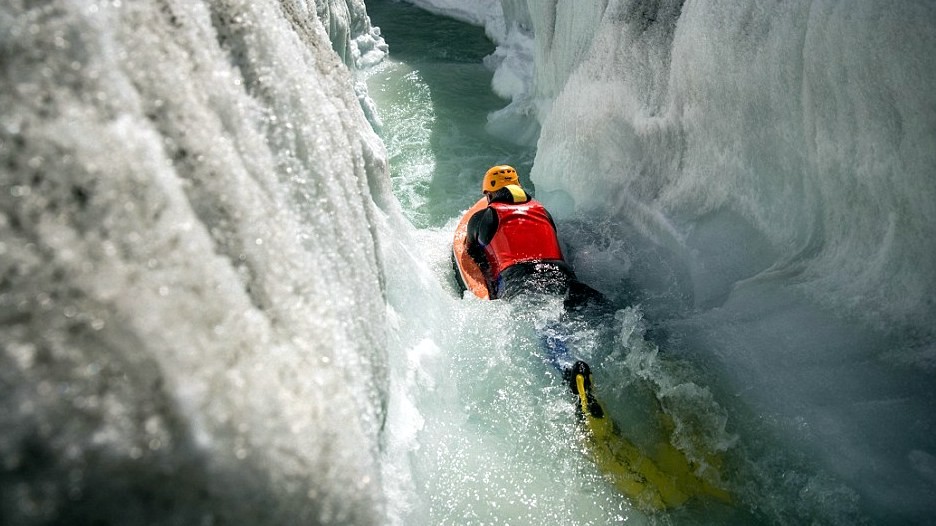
left=483, top=200, right=564, bottom=279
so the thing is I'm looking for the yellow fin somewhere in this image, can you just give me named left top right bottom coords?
left=574, top=373, right=731, bottom=511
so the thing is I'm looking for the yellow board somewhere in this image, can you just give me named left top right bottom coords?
left=452, top=197, right=491, bottom=299
left=573, top=372, right=732, bottom=512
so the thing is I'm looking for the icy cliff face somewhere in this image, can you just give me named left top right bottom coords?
left=400, top=0, right=503, bottom=30
left=1, top=1, right=397, bottom=524
left=315, top=0, right=388, bottom=68
left=525, top=0, right=936, bottom=333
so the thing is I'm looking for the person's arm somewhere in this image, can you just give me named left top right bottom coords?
left=466, top=206, right=500, bottom=293
left=466, top=208, right=492, bottom=268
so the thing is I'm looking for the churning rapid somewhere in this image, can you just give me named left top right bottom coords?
left=1, top=0, right=934, bottom=525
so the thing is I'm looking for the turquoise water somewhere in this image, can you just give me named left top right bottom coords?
left=364, top=0, right=534, bottom=228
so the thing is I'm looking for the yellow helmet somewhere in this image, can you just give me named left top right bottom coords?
left=482, top=165, right=519, bottom=193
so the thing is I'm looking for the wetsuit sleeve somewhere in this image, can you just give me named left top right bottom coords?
left=465, top=207, right=498, bottom=278
left=467, top=207, right=499, bottom=247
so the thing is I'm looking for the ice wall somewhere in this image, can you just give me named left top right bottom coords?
left=528, top=0, right=936, bottom=334
left=315, top=0, right=388, bottom=69
left=398, top=0, right=503, bottom=31
left=1, top=0, right=400, bottom=524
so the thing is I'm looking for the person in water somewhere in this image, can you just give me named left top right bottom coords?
left=457, top=166, right=733, bottom=510
left=464, top=165, right=603, bottom=309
